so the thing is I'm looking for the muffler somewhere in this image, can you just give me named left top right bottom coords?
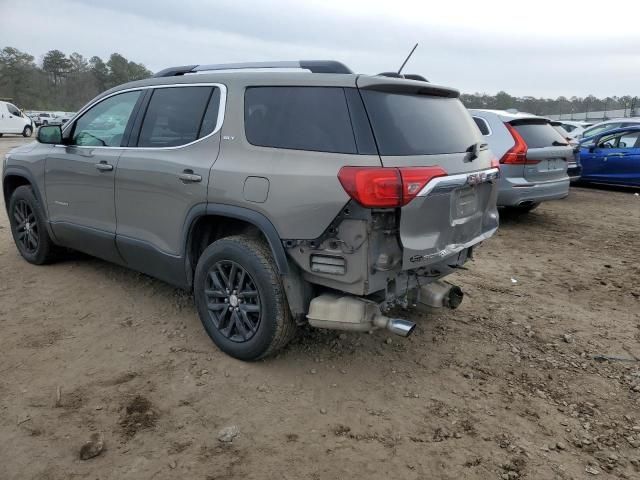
left=418, top=280, right=464, bottom=310
left=306, top=294, right=416, bottom=337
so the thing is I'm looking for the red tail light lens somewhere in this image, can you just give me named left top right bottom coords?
left=338, top=166, right=447, bottom=208
left=501, top=123, right=540, bottom=165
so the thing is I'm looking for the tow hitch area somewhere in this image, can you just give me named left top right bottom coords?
left=307, top=294, right=416, bottom=337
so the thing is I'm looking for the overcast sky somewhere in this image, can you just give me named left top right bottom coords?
left=2, top=0, right=639, bottom=98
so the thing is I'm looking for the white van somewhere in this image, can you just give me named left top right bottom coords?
left=0, top=101, right=34, bottom=137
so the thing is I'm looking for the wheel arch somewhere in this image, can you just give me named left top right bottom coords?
left=185, top=204, right=289, bottom=278
left=3, top=168, right=45, bottom=216
left=3, top=168, right=59, bottom=245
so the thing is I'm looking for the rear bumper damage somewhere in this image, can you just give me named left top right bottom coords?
left=284, top=167, right=499, bottom=332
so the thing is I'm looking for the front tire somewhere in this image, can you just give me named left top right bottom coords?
left=23, top=125, right=33, bottom=138
left=194, top=235, right=295, bottom=361
left=8, top=186, right=58, bottom=264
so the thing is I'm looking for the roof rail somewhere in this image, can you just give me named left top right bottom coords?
left=153, top=60, right=353, bottom=78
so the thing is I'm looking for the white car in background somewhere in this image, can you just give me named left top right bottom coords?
left=557, top=120, right=592, bottom=139
left=0, top=101, right=34, bottom=137
left=36, top=112, right=58, bottom=126
left=49, top=114, right=75, bottom=126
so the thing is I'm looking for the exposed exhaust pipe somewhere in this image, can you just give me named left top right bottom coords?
left=306, top=294, right=416, bottom=337
left=418, top=280, right=464, bottom=310
left=385, top=318, right=416, bottom=337
left=372, top=314, right=416, bottom=337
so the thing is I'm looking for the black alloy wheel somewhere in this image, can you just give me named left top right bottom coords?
left=13, top=199, right=39, bottom=254
left=205, top=260, right=261, bottom=342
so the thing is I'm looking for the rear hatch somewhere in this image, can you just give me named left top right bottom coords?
left=356, top=77, right=499, bottom=270
left=509, top=119, right=573, bottom=182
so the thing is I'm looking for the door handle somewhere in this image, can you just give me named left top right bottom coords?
left=178, top=170, right=202, bottom=183
left=95, top=162, right=113, bottom=171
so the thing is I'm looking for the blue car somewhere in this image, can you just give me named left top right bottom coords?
left=578, top=126, right=640, bottom=187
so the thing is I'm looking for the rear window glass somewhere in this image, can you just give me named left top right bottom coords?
left=360, top=91, right=479, bottom=156
left=511, top=122, right=567, bottom=148
left=244, top=87, right=357, bottom=154
left=138, top=86, right=215, bottom=148
left=472, top=116, right=491, bottom=135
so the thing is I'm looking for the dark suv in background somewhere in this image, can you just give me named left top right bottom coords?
left=3, top=60, right=499, bottom=360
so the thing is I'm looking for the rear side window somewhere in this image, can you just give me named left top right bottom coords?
left=472, top=116, right=491, bottom=136
left=583, top=123, right=620, bottom=138
left=511, top=121, right=567, bottom=148
left=360, top=91, right=479, bottom=156
left=244, top=87, right=357, bottom=154
left=138, top=86, right=218, bottom=148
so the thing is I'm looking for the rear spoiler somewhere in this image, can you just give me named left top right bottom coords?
left=356, top=75, right=459, bottom=98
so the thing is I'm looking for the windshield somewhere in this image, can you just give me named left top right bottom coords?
left=359, top=90, right=480, bottom=156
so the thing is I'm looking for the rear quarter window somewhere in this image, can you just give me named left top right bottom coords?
left=244, top=86, right=357, bottom=154
left=360, top=91, right=479, bottom=155
left=511, top=121, right=567, bottom=148
left=472, top=116, right=491, bottom=136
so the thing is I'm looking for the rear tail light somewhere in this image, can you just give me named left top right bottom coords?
left=338, top=166, right=447, bottom=208
left=501, top=123, right=540, bottom=165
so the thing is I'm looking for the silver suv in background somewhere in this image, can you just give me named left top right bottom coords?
left=4, top=60, right=499, bottom=360
left=471, top=110, right=572, bottom=213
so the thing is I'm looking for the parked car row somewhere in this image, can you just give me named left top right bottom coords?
left=471, top=110, right=639, bottom=196
left=24, top=111, right=76, bottom=127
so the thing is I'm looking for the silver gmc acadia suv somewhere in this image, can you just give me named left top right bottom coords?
left=3, top=60, right=499, bottom=360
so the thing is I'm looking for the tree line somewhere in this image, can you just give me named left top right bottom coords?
left=0, top=47, right=152, bottom=111
left=460, top=91, right=638, bottom=117
left=0, top=46, right=637, bottom=116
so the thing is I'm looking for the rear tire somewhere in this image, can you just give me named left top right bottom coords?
left=194, top=235, right=295, bottom=361
left=8, top=186, right=58, bottom=264
left=22, top=126, right=33, bottom=138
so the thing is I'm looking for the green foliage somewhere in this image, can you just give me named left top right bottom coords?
left=0, top=46, right=152, bottom=110
left=460, top=91, right=638, bottom=117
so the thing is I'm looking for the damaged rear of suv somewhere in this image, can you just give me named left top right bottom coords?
left=3, top=60, right=499, bottom=360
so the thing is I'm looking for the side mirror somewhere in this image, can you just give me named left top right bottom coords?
left=37, top=125, right=63, bottom=144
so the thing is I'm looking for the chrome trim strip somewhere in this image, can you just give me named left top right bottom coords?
left=57, top=83, right=227, bottom=151
left=417, top=167, right=499, bottom=197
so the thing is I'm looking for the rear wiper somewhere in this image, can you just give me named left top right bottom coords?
left=552, top=140, right=568, bottom=146
left=465, top=141, right=488, bottom=162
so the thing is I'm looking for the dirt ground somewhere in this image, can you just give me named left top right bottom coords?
left=1, top=135, right=639, bottom=480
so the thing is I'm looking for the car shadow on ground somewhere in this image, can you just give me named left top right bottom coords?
left=571, top=182, right=640, bottom=194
